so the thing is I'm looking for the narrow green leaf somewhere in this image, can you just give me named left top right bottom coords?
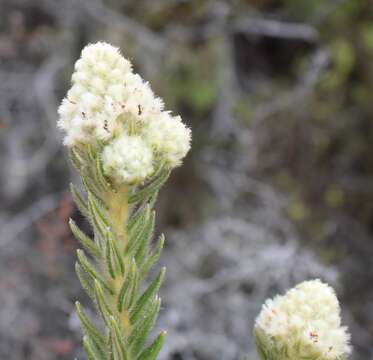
left=77, top=249, right=114, bottom=295
left=83, top=177, right=105, bottom=205
left=137, top=331, right=166, bottom=360
left=89, top=336, right=109, bottom=360
left=129, top=297, right=161, bottom=356
left=88, top=192, right=109, bottom=226
left=83, top=336, right=101, bottom=360
left=109, top=316, right=128, bottom=360
left=75, top=262, right=95, bottom=302
left=149, top=161, right=166, bottom=180
left=69, top=148, right=84, bottom=171
left=139, top=234, right=165, bottom=280
left=76, top=302, right=106, bottom=350
left=135, top=211, right=155, bottom=265
left=72, top=144, right=90, bottom=162
left=108, top=334, right=115, bottom=360
left=128, top=170, right=170, bottom=204
left=127, top=204, right=144, bottom=232
left=147, top=191, right=159, bottom=210
left=105, top=240, right=116, bottom=279
left=127, top=275, right=139, bottom=310
left=126, top=210, right=154, bottom=257
left=87, top=143, right=97, bottom=162
left=82, top=159, right=108, bottom=193
left=107, top=233, right=125, bottom=276
left=127, top=205, right=150, bottom=242
left=118, top=259, right=138, bottom=312
left=130, top=267, right=166, bottom=324
left=94, top=280, right=113, bottom=326
left=118, top=277, right=131, bottom=313
left=69, top=218, right=100, bottom=258
left=70, top=183, right=89, bottom=218
left=95, top=156, right=111, bottom=191
left=127, top=201, right=154, bottom=233
left=87, top=194, right=109, bottom=241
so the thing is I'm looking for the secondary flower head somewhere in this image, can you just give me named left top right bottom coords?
left=102, top=134, right=153, bottom=185
left=254, top=279, right=351, bottom=360
left=58, top=42, right=191, bottom=184
left=142, top=112, right=192, bottom=167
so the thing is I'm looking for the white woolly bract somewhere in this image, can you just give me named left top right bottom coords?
left=102, top=134, right=154, bottom=184
left=254, top=279, right=351, bottom=360
left=143, top=113, right=191, bottom=167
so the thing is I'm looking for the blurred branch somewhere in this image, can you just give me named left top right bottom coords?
left=28, top=54, right=66, bottom=175
left=0, top=192, right=63, bottom=250
left=252, top=48, right=330, bottom=125
left=166, top=15, right=319, bottom=43
left=233, top=17, right=319, bottom=42
left=77, top=0, right=167, bottom=51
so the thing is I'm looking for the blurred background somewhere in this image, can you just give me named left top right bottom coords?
left=0, top=0, right=372, bottom=359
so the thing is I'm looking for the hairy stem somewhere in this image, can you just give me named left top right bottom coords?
left=108, top=184, right=129, bottom=249
left=107, top=184, right=132, bottom=336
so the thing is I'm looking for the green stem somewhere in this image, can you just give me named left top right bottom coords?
left=107, top=184, right=132, bottom=336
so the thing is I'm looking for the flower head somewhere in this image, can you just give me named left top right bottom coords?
left=58, top=41, right=191, bottom=184
left=57, top=42, right=165, bottom=145
left=142, top=112, right=191, bottom=167
left=102, top=134, right=153, bottom=184
left=254, top=279, right=351, bottom=360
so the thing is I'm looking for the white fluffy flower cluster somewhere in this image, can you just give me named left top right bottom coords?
left=58, top=42, right=191, bottom=184
left=102, top=135, right=153, bottom=184
left=254, top=279, right=351, bottom=360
